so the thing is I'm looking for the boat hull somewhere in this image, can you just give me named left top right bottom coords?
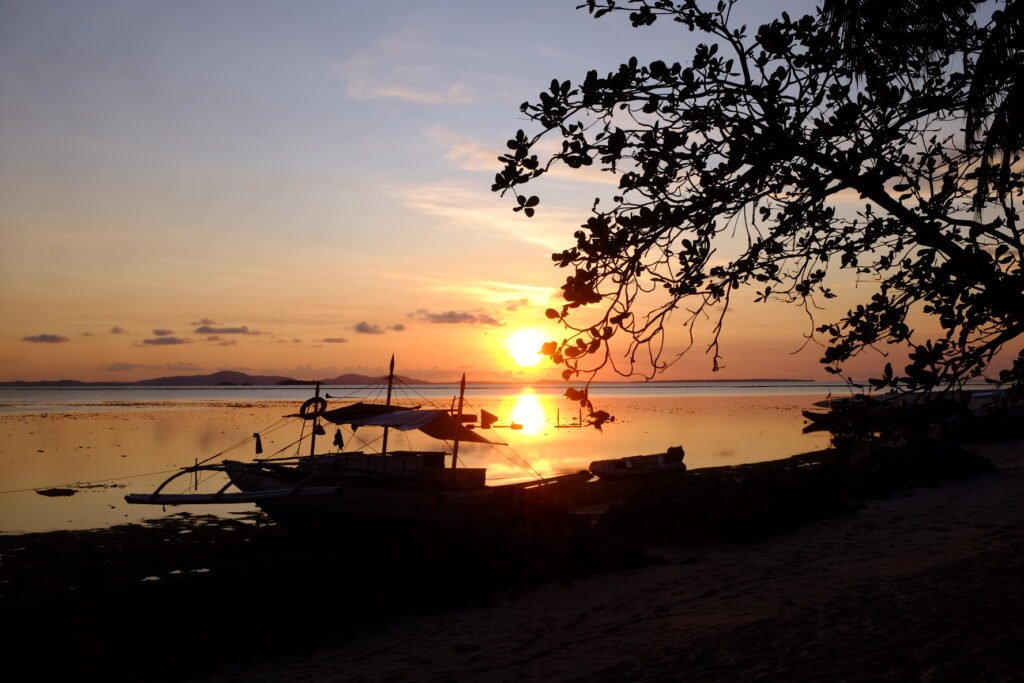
left=221, top=460, right=591, bottom=531
left=588, top=449, right=687, bottom=481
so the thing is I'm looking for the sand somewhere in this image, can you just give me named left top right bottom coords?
left=188, top=441, right=1024, bottom=682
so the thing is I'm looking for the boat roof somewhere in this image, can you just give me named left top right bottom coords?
left=319, top=402, right=497, bottom=445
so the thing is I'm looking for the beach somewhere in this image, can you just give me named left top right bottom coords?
left=3, top=389, right=1022, bottom=682
left=187, top=440, right=1024, bottom=682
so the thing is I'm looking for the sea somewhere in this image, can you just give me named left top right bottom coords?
left=0, top=381, right=852, bottom=534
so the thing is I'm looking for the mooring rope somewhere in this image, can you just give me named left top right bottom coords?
left=0, top=414, right=299, bottom=495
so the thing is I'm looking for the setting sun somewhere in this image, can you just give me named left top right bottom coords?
left=506, top=328, right=547, bottom=367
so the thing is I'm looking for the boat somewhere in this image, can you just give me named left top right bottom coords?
left=802, top=388, right=1013, bottom=434
left=125, top=362, right=592, bottom=531
left=588, top=446, right=686, bottom=480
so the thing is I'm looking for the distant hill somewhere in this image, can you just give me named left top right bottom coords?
left=135, top=370, right=296, bottom=386
left=0, top=369, right=431, bottom=387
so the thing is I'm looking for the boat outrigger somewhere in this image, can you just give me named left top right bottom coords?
left=125, top=360, right=592, bottom=530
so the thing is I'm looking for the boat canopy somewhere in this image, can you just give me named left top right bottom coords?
left=317, top=402, right=412, bottom=423
left=319, top=403, right=497, bottom=444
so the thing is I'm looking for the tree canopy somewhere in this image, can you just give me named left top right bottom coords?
left=493, top=0, right=1023, bottom=409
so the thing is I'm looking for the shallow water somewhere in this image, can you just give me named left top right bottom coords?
left=0, top=386, right=834, bottom=533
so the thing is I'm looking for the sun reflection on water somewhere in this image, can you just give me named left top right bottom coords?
left=509, top=390, right=546, bottom=435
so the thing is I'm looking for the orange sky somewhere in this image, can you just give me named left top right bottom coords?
left=2, top=1, right=1016, bottom=385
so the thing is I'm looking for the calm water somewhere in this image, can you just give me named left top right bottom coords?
left=0, top=383, right=846, bottom=533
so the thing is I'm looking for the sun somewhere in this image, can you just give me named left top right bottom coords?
left=506, top=328, right=547, bottom=368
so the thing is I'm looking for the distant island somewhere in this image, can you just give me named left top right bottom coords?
left=0, top=370, right=814, bottom=387
left=0, top=370, right=431, bottom=388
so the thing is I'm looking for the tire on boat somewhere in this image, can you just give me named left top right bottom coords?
left=299, top=396, right=328, bottom=419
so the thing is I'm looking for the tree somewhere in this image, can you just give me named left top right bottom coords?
left=493, top=0, right=1023, bottom=411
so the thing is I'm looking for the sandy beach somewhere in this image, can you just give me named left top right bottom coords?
left=188, top=440, right=1024, bottom=682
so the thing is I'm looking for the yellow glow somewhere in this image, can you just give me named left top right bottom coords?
left=506, top=328, right=546, bottom=367
left=509, top=390, right=546, bottom=435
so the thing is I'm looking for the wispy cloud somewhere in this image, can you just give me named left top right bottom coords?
left=322, top=337, right=349, bottom=344
left=109, top=326, right=127, bottom=335
left=427, top=126, right=497, bottom=172
left=391, top=323, right=406, bottom=332
left=22, top=334, right=69, bottom=344
left=152, top=328, right=175, bottom=336
left=504, top=297, right=530, bottom=311
left=428, top=126, right=619, bottom=187
left=400, top=183, right=574, bottom=251
left=409, top=309, right=504, bottom=326
left=334, top=30, right=476, bottom=105
left=389, top=273, right=555, bottom=306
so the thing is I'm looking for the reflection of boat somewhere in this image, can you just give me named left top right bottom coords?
left=125, top=362, right=591, bottom=530
left=589, top=446, right=686, bottom=480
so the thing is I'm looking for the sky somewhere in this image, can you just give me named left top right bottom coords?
left=0, top=0, right=952, bottom=383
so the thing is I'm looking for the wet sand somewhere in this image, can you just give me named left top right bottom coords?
left=189, top=440, right=1024, bottom=682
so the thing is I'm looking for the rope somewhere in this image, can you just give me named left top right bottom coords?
left=0, top=467, right=182, bottom=495
left=4, top=383, right=555, bottom=494
left=0, top=414, right=299, bottom=496
left=390, top=377, right=548, bottom=482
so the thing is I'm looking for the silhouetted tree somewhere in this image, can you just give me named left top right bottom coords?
left=493, top=0, right=1023, bottom=409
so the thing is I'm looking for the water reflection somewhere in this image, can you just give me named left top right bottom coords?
left=508, top=390, right=546, bottom=435
left=0, top=392, right=833, bottom=533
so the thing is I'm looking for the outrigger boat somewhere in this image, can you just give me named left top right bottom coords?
left=801, top=388, right=1011, bottom=433
left=589, top=446, right=686, bottom=481
left=125, top=360, right=592, bottom=530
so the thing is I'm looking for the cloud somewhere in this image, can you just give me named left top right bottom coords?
left=353, top=321, right=385, bottom=335
left=164, top=362, right=203, bottom=372
left=204, top=336, right=237, bottom=346
left=334, top=49, right=476, bottom=105
left=102, top=362, right=148, bottom=372
left=328, top=26, right=513, bottom=107
left=81, top=332, right=95, bottom=337
left=391, top=274, right=556, bottom=307
left=190, top=318, right=218, bottom=326
left=400, top=183, right=574, bottom=251
left=321, top=337, right=349, bottom=344
left=193, top=324, right=262, bottom=335
left=427, top=126, right=497, bottom=172
left=109, top=326, right=127, bottom=334
left=152, top=328, right=175, bottom=336
left=101, top=361, right=204, bottom=372
left=505, top=297, right=530, bottom=311
left=409, top=309, right=504, bottom=326
left=428, top=126, right=619, bottom=186
left=391, top=324, right=406, bottom=332
left=142, top=336, right=190, bottom=346
left=22, top=334, right=69, bottom=343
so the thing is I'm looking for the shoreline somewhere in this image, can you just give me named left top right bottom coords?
left=191, top=440, right=1024, bottom=682
left=3, top=440, right=1021, bottom=681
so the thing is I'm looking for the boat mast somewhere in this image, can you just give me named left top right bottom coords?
left=381, top=354, right=395, bottom=456
left=309, top=381, right=321, bottom=456
left=451, top=373, right=465, bottom=470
